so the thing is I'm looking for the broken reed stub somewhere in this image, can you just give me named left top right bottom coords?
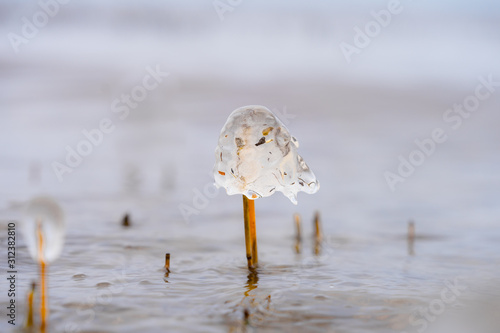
left=314, top=212, right=322, bottom=242
left=294, top=213, right=302, bottom=242
left=313, top=211, right=322, bottom=255
left=294, top=213, right=302, bottom=254
left=213, top=105, right=319, bottom=204
left=243, top=308, right=250, bottom=325
left=164, top=253, right=170, bottom=272
left=122, top=213, right=130, bottom=227
left=25, top=281, right=36, bottom=328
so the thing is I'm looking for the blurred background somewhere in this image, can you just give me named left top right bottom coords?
left=0, top=1, right=499, bottom=332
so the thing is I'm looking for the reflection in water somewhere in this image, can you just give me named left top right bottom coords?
left=228, top=269, right=260, bottom=331
left=244, top=269, right=259, bottom=297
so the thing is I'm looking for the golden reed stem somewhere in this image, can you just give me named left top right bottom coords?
left=37, top=221, right=47, bottom=333
left=165, top=253, right=170, bottom=272
left=314, top=212, right=322, bottom=255
left=294, top=213, right=302, bottom=254
left=243, top=196, right=258, bottom=269
left=25, top=282, right=35, bottom=328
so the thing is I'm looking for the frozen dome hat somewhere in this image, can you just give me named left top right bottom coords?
left=213, top=105, right=319, bottom=204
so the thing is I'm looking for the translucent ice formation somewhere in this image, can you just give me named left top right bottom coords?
left=213, top=105, right=319, bottom=204
left=21, top=196, right=65, bottom=264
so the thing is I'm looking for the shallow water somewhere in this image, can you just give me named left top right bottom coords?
left=1, top=180, right=500, bottom=332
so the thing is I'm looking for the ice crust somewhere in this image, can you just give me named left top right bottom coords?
left=22, top=196, right=65, bottom=264
left=213, top=105, right=319, bottom=204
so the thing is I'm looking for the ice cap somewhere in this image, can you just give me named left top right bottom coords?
left=21, top=196, right=65, bottom=264
left=213, top=105, right=319, bottom=204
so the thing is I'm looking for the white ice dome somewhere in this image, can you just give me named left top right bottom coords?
left=213, top=105, right=319, bottom=204
left=22, top=196, right=66, bottom=264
